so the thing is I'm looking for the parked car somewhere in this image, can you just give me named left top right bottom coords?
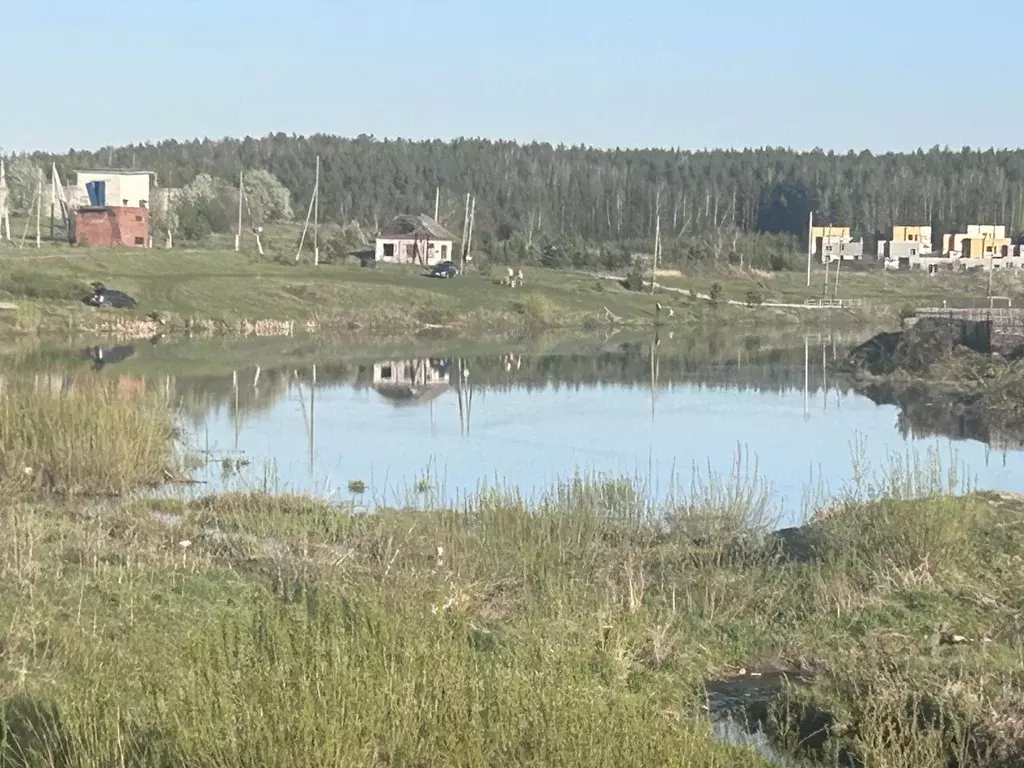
left=428, top=261, right=459, bottom=279
left=84, top=283, right=137, bottom=309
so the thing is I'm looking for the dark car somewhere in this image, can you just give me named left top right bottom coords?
left=428, top=261, right=458, bottom=279
left=84, top=283, right=137, bottom=309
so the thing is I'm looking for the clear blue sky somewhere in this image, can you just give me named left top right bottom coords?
left=3, top=0, right=1020, bottom=154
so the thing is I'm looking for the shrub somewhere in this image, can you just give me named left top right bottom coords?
left=624, top=269, right=645, bottom=292
left=515, top=294, right=556, bottom=326
left=709, top=283, right=723, bottom=302
left=745, top=291, right=764, bottom=307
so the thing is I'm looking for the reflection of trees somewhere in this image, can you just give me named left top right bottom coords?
left=155, top=339, right=855, bottom=428
left=859, top=383, right=1024, bottom=451
left=172, top=364, right=358, bottom=426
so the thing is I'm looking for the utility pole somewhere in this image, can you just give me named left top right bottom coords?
left=807, top=210, right=814, bottom=287
left=460, top=192, right=471, bottom=268
left=651, top=214, right=661, bottom=295
left=49, top=165, right=56, bottom=241
left=988, top=252, right=994, bottom=299
left=313, top=155, right=320, bottom=266
left=35, top=169, right=42, bottom=248
left=0, top=159, right=10, bottom=241
left=294, top=157, right=320, bottom=264
left=434, top=186, right=440, bottom=221
left=466, top=196, right=476, bottom=269
left=236, top=169, right=244, bottom=252
left=833, top=253, right=842, bottom=301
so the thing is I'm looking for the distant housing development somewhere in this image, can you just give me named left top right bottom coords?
left=811, top=220, right=1023, bottom=272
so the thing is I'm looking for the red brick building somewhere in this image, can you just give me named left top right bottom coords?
left=74, top=206, right=149, bottom=248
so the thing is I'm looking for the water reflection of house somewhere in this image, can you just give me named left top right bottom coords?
left=371, top=359, right=450, bottom=406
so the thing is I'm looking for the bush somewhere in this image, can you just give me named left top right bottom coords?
left=541, top=245, right=571, bottom=269
left=176, top=198, right=232, bottom=241
left=745, top=291, right=764, bottom=307
left=709, top=283, right=723, bottom=302
left=624, top=269, right=645, bottom=292
left=515, top=294, right=556, bottom=326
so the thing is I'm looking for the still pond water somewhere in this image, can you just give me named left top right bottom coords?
left=25, top=331, right=1024, bottom=528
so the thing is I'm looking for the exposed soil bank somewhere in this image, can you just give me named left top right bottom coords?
left=844, top=322, right=1024, bottom=446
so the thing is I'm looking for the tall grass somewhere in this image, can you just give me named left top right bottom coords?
left=0, top=378, right=173, bottom=495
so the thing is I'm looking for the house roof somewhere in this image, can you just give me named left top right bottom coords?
left=377, top=214, right=456, bottom=241
left=76, top=169, right=155, bottom=177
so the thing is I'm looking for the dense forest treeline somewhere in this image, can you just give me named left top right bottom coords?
left=10, top=135, right=1024, bottom=263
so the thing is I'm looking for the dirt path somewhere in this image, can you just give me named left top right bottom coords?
left=592, top=273, right=866, bottom=311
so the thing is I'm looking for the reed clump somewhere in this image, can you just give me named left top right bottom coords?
left=0, top=377, right=174, bottom=495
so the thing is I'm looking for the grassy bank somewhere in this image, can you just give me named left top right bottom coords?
left=2, top=386, right=1024, bottom=766
left=0, top=247, right=699, bottom=336
left=0, top=246, right=903, bottom=338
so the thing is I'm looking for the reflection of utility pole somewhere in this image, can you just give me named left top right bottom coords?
left=293, top=366, right=316, bottom=479
left=822, top=339, right=827, bottom=411
left=650, top=332, right=660, bottom=421
left=310, top=364, right=316, bottom=478
left=456, top=359, right=474, bottom=436
left=803, top=335, right=809, bottom=420
left=232, top=370, right=239, bottom=450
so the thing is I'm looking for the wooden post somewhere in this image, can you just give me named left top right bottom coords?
left=313, top=155, right=320, bottom=266
left=236, top=169, right=243, bottom=252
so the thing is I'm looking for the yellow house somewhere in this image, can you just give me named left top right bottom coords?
left=942, top=225, right=1009, bottom=257
left=962, top=236, right=1011, bottom=260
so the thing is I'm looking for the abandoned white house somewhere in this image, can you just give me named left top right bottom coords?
left=374, top=214, right=455, bottom=266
